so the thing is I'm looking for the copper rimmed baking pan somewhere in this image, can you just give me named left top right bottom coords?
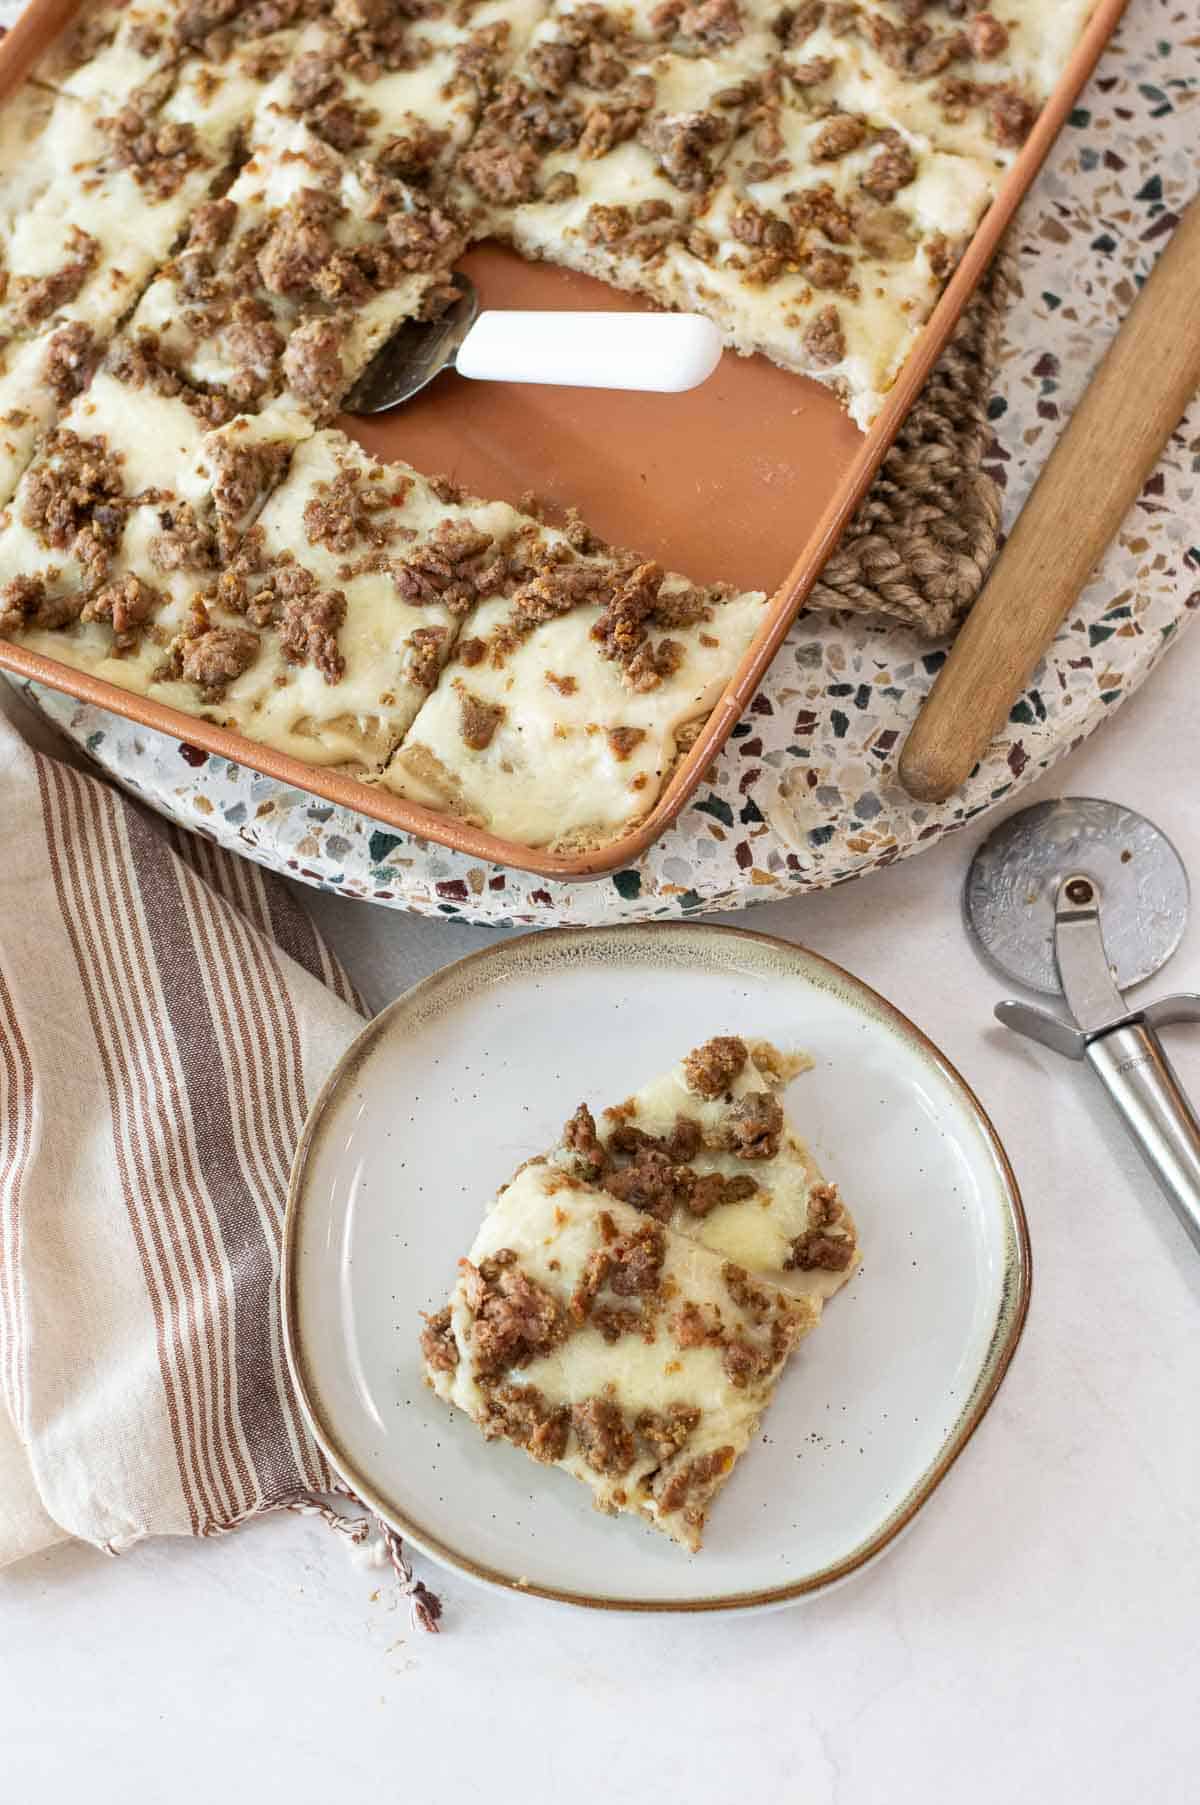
left=0, top=0, right=1129, bottom=879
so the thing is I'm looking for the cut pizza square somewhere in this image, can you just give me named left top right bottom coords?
left=0, top=76, right=243, bottom=345
left=31, top=0, right=351, bottom=113
left=553, top=1033, right=860, bottom=1301
left=758, top=0, right=1100, bottom=171
left=420, top=1159, right=819, bottom=1549
left=0, top=362, right=310, bottom=698
left=0, top=324, right=100, bottom=509
left=454, top=0, right=773, bottom=297
left=0, top=59, right=279, bottom=494
left=173, top=428, right=527, bottom=774
left=126, top=114, right=467, bottom=420
left=384, top=542, right=767, bottom=853
left=241, top=0, right=549, bottom=180
left=656, top=73, right=996, bottom=425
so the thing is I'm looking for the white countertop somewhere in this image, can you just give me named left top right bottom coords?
left=5, top=629, right=1199, bottom=1801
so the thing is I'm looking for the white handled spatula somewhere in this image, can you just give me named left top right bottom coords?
left=343, top=273, right=723, bottom=412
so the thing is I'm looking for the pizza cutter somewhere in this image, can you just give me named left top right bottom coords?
left=344, top=273, right=723, bottom=412
left=965, top=797, right=1200, bottom=1252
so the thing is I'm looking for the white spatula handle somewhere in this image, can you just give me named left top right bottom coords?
left=453, top=310, right=722, bottom=392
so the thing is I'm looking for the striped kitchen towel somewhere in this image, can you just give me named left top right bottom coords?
left=0, top=700, right=435, bottom=1617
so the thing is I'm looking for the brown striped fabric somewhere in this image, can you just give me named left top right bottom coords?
left=0, top=707, right=366, bottom=1563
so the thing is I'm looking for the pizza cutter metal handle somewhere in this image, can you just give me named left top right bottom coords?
left=997, top=871, right=1200, bottom=1255
left=1084, top=1020, right=1200, bottom=1255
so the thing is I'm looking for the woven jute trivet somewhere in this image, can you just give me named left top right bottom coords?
left=811, top=250, right=1011, bottom=641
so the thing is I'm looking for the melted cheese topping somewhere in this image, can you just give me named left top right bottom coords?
left=429, top=0, right=551, bottom=68
left=989, top=0, right=1101, bottom=95
left=0, top=335, right=65, bottom=509
left=251, top=19, right=470, bottom=168
left=34, top=3, right=177, bottom=108
left=0, top=89, right=224, bottom=341
left=212, top=433, right=524, bottom=768
left=0, top=84, right=67, bottom=237
left=766, top=0, right=1101, bottom=168
left=428, top=1162, right=816, bottom=1545
left=128, top=117, right=451, bottom=411
left=168, top=30, right=308, bottom=154
left=660, top=108, right=995, bottom=428
left=386, top=580, right=767, bottom=849
left=574, top=1037, right=860, bottom=1302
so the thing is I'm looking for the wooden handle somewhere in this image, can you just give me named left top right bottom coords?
left=899, top=190, right=1200, bottom=804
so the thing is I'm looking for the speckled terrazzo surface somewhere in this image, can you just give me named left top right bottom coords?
left=17, top=0, right=1200, bottom=926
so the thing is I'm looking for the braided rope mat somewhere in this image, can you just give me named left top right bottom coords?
left=812, top=254, right=1009, bottom=640
left=25, top=0, right=1200, bottom=925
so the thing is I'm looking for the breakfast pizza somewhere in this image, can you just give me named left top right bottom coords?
left=763, top=0, right=1103, bottom=170
left=0, top=363, right=311, bottom=702
left=0, top=410, right=762, bottom=821
left=554, top=1032, right=859, bottom=1299
left=0, top=0, right=1100, bottom=849
left=384, top=531, right=767, bottom=852
left=421, top=1030, right=850, bottom=1547
left=125, top=112, right=468, bottom=422
left=421, top=1158, right=819, bottom=1549
left=179, top=429, right=529, bottom=771
left=656, top=70, right=996, bottom=425
left=453, top=0, right=774, bottom=296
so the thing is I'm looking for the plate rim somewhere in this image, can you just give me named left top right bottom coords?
left=283, top=921, right=1031, bottom=1613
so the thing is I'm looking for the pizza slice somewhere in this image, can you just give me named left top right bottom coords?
left=0, top=72, right=243, bottom=345
left=385, top=536, right=767, bottom=853
left=125, top=114, right=467, bottom=420
left=240, top=0, right=548, bottom=180
left=554, top=1034, right=859, bottom=1301
left=170, top=428, right=526, bottom=773
left=420, top=1159, right=818, bottom=1550
left=0, top=362, right=310, bottom=698
left=759, top=0, right=1100, bottom=170
left=454, top=0, right=771, bottom=298
left=0, top=324, right=100, bottom=509
left=656, top=68, right=996, bottom=425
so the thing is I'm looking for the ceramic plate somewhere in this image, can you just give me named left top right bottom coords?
left=284, top=924, right=1028, bottom=1611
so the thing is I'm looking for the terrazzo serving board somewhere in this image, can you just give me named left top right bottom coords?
left=14, top=0, right=1200, bottom=927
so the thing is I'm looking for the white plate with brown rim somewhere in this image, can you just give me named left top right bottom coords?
left=283, top=923, right=1029, bottom=1613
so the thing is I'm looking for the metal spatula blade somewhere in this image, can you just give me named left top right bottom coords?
left=343, top=276, right=481, bottom=413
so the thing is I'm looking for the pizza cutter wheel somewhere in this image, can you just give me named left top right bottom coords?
left=965, top=798, right=1200, bottom=1253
